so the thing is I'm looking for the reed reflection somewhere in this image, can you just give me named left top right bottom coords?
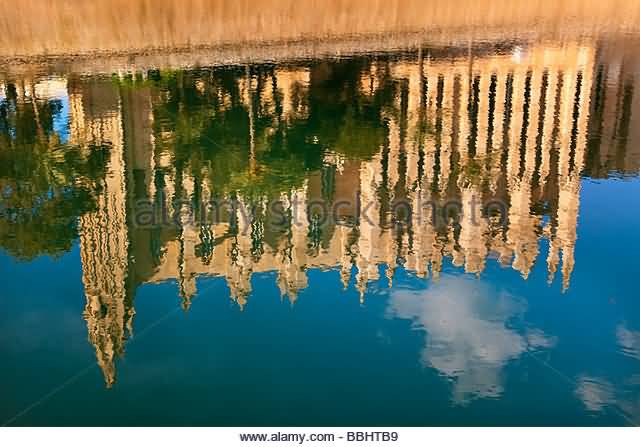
left=1, top=39, right=639, bottom=388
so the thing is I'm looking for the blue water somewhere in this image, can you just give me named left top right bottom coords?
left=1, top=41, right=640, bottom=426
left=1, top=177, right=638, bottom=426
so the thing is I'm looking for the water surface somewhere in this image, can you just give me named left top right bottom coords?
left=1, top=28, right=640, bottom=426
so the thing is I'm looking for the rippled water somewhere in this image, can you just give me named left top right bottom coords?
left=1, top=14, right=640, bottom=426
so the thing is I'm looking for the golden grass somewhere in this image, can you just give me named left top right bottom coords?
left=1, top=0, right=639, bottom=57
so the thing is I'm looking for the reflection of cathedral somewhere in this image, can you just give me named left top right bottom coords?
left=69, top=81, right=133, bottom=387
left=17, top=39, right=639, bottom=387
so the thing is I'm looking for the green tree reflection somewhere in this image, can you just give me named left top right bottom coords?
left=0, top=83, right=108, bottom=260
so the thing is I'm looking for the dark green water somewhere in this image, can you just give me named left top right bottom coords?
left=1, top=39, right=639, bottom=426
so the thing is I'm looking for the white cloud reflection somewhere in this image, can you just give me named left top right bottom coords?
left=575, top=375, right=616, bottom=412
left=616, top=324, right=640, bottom=361
left=386, top=274, right=556, bottom=404
left=571, top=326, right=640, bottom=422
